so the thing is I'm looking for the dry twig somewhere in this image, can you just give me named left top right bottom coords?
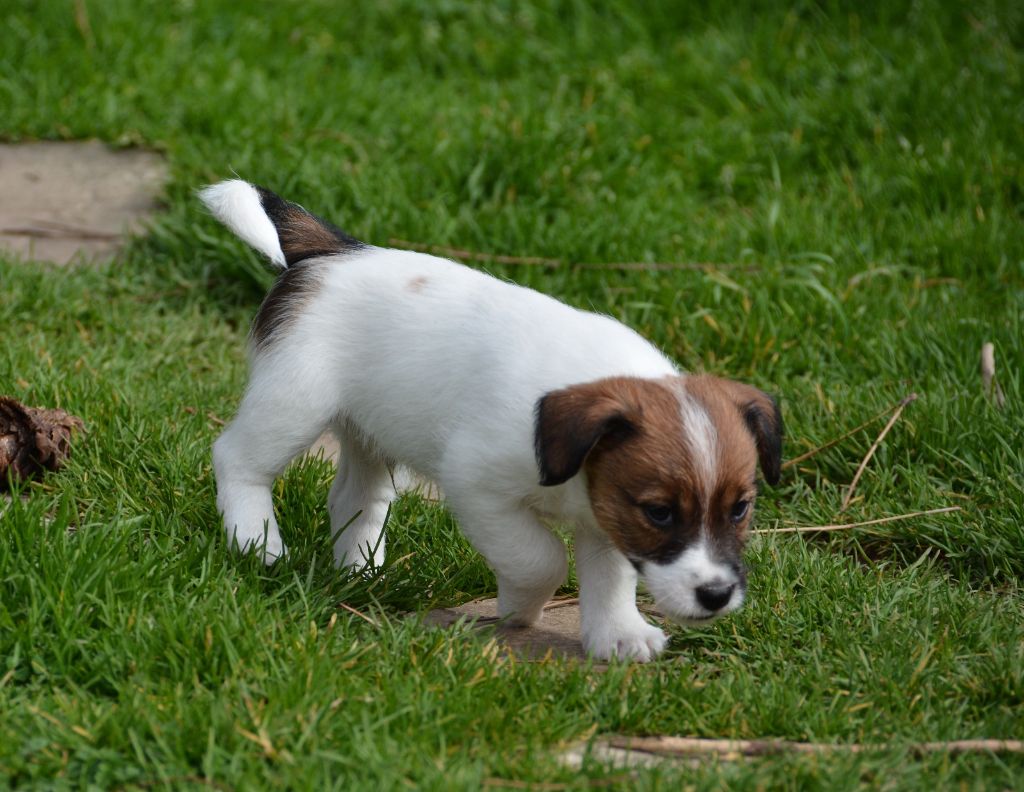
left=338, top=602, right=379, bottom=627
left=387, top=239, right=751, bottom=273
left=72, top=0, right=96, bottom=50
left=606, top=734, right=1024, bottom=759
left=980, top=342, right=1006, bottom=408
left=484, top=774, right=631, bottom=790
left=753, top=506, right=961, bottom=535
left=114, top=776, right=231, bottom=792
left=782, top=396, right=916, bottom=471
left=840, top=393, right=917, bottom=511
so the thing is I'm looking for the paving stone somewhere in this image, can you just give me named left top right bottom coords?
left=424, top=596, right=593, bottom=661
left=0, top=140, right=167, bottom=265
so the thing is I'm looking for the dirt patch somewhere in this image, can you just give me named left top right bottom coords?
left=424, top=596, right=595, bottom=662
left=0, top=140, right=167, bottom=265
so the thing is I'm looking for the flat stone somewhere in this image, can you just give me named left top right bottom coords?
left=424, top=596, right=592, bottom=661
left=0, top=140, right=167, bottom=265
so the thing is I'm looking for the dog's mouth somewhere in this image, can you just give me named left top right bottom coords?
left=645, top=585, right=746, bottom=626
left=632, top=542, right=747, bottom=625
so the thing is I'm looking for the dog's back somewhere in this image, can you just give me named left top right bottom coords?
left=200, top=180, right=674, bottom=482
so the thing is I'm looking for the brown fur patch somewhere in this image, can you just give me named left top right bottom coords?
left=685, top=374, right=783, bottom=486
left=406, top=276, right=428, bottom=293
left=534, top=378, right=640, bottom=487
left=675, top=376, right=763, bottom=555
left=536, top=374, right=778, bottom=566
left=255, top=186, right=364, bottom=267
left=584, top=378, right=709, bottom=563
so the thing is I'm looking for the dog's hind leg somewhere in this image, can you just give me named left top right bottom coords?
left=445, top=488, right=568, bottom=627
left=212, top=355, right=337, bottom=564
left=328, top=423, right=393, bottom=572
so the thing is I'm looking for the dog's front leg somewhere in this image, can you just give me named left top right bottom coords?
left=575, top=527, right=668, bottom=662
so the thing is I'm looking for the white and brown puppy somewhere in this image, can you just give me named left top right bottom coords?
left=200, top=180, right=782, bottom=662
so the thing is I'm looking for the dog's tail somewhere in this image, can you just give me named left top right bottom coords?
left=198, top=179, right=363, bottom=269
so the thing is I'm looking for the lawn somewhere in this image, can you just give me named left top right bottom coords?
left=1, top=0, right=1022, bottom=788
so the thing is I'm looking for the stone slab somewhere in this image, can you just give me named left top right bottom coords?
left=424, top=596, right=592, bottom=661
left=0, top=140, right=167, bottom=264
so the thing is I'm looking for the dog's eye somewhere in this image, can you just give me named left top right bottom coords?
left=643, top=504, right=674, bottom=528
left=730, top=500, right=750, bottom=523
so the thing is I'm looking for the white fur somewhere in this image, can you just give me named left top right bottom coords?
left=199, top=180, right=287, bottom=268
left=575, top=528, right=669, bottom=661
left=676, top=386, right=718, bottom=496
left=208, top=179, right=729, bottom=662
left=643, top=540, right=743, bottom=622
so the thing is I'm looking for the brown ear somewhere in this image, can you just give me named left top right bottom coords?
left=534, top=380, right=638, bottom=487
left=721, top=381, right=784, bottom=486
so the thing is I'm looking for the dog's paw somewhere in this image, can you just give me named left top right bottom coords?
left=229, top=530, right=287, bottom=566
left=496, top=578, right=556, bottom=627
left=260, top=537, right=287, bottom=565
left=583, top=619, right=668, bottom=663
left=334, top=544, right=386, bottom=575
left=496, top=597, right=546, bottom=628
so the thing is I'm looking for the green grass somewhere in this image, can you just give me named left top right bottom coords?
left=1, top=0, right=1022, bottom=788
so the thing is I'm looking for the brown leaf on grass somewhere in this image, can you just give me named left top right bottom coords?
left=0, top=397, right=85, bottom=489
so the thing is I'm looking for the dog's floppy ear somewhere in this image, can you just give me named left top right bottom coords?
left=720, top=381, right=784, bottom=485
left=534, top=379, right=639, bottom=487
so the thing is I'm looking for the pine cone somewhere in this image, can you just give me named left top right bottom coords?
left=0, top=397, right=85, bottom=490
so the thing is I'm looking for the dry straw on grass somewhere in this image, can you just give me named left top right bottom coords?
left=754, top=506, right=962, bottom=535
left=388, top=239, right=753, bottom=273
left=840, top=393, right=918, bottom=511
left=981, top=342, right=1006, bottom=408
left=605, top=735, right=1024, bottom=759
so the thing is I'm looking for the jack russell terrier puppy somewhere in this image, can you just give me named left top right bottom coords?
left=200, top=180, right=782, bottom=662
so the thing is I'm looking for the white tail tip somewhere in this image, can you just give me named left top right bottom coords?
left=199, top=179, right=287, bottom=268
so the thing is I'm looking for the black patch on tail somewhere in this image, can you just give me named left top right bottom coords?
left=255, top=186, right=364, bottom=267
left=250, top=187, right=365, bottom=350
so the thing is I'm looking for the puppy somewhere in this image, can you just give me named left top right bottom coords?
left=200, top=180, right=782, bottom=662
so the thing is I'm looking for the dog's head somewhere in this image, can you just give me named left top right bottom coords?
left=535, top=374, right=782, bottom=623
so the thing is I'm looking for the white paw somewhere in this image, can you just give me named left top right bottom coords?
left=583, top=619, right=668, bottom=663
left=229, top=529, right=287, bottom=566
left=334, top=541, right=386, bottom=574
left=496, top=578, right=554, bottom=627
left=496, top=595, right=546, bottom=627
left=259, top=537, right=287, bottom=565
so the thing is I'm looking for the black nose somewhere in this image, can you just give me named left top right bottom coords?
left=696, top=582, right=736, bottom=612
